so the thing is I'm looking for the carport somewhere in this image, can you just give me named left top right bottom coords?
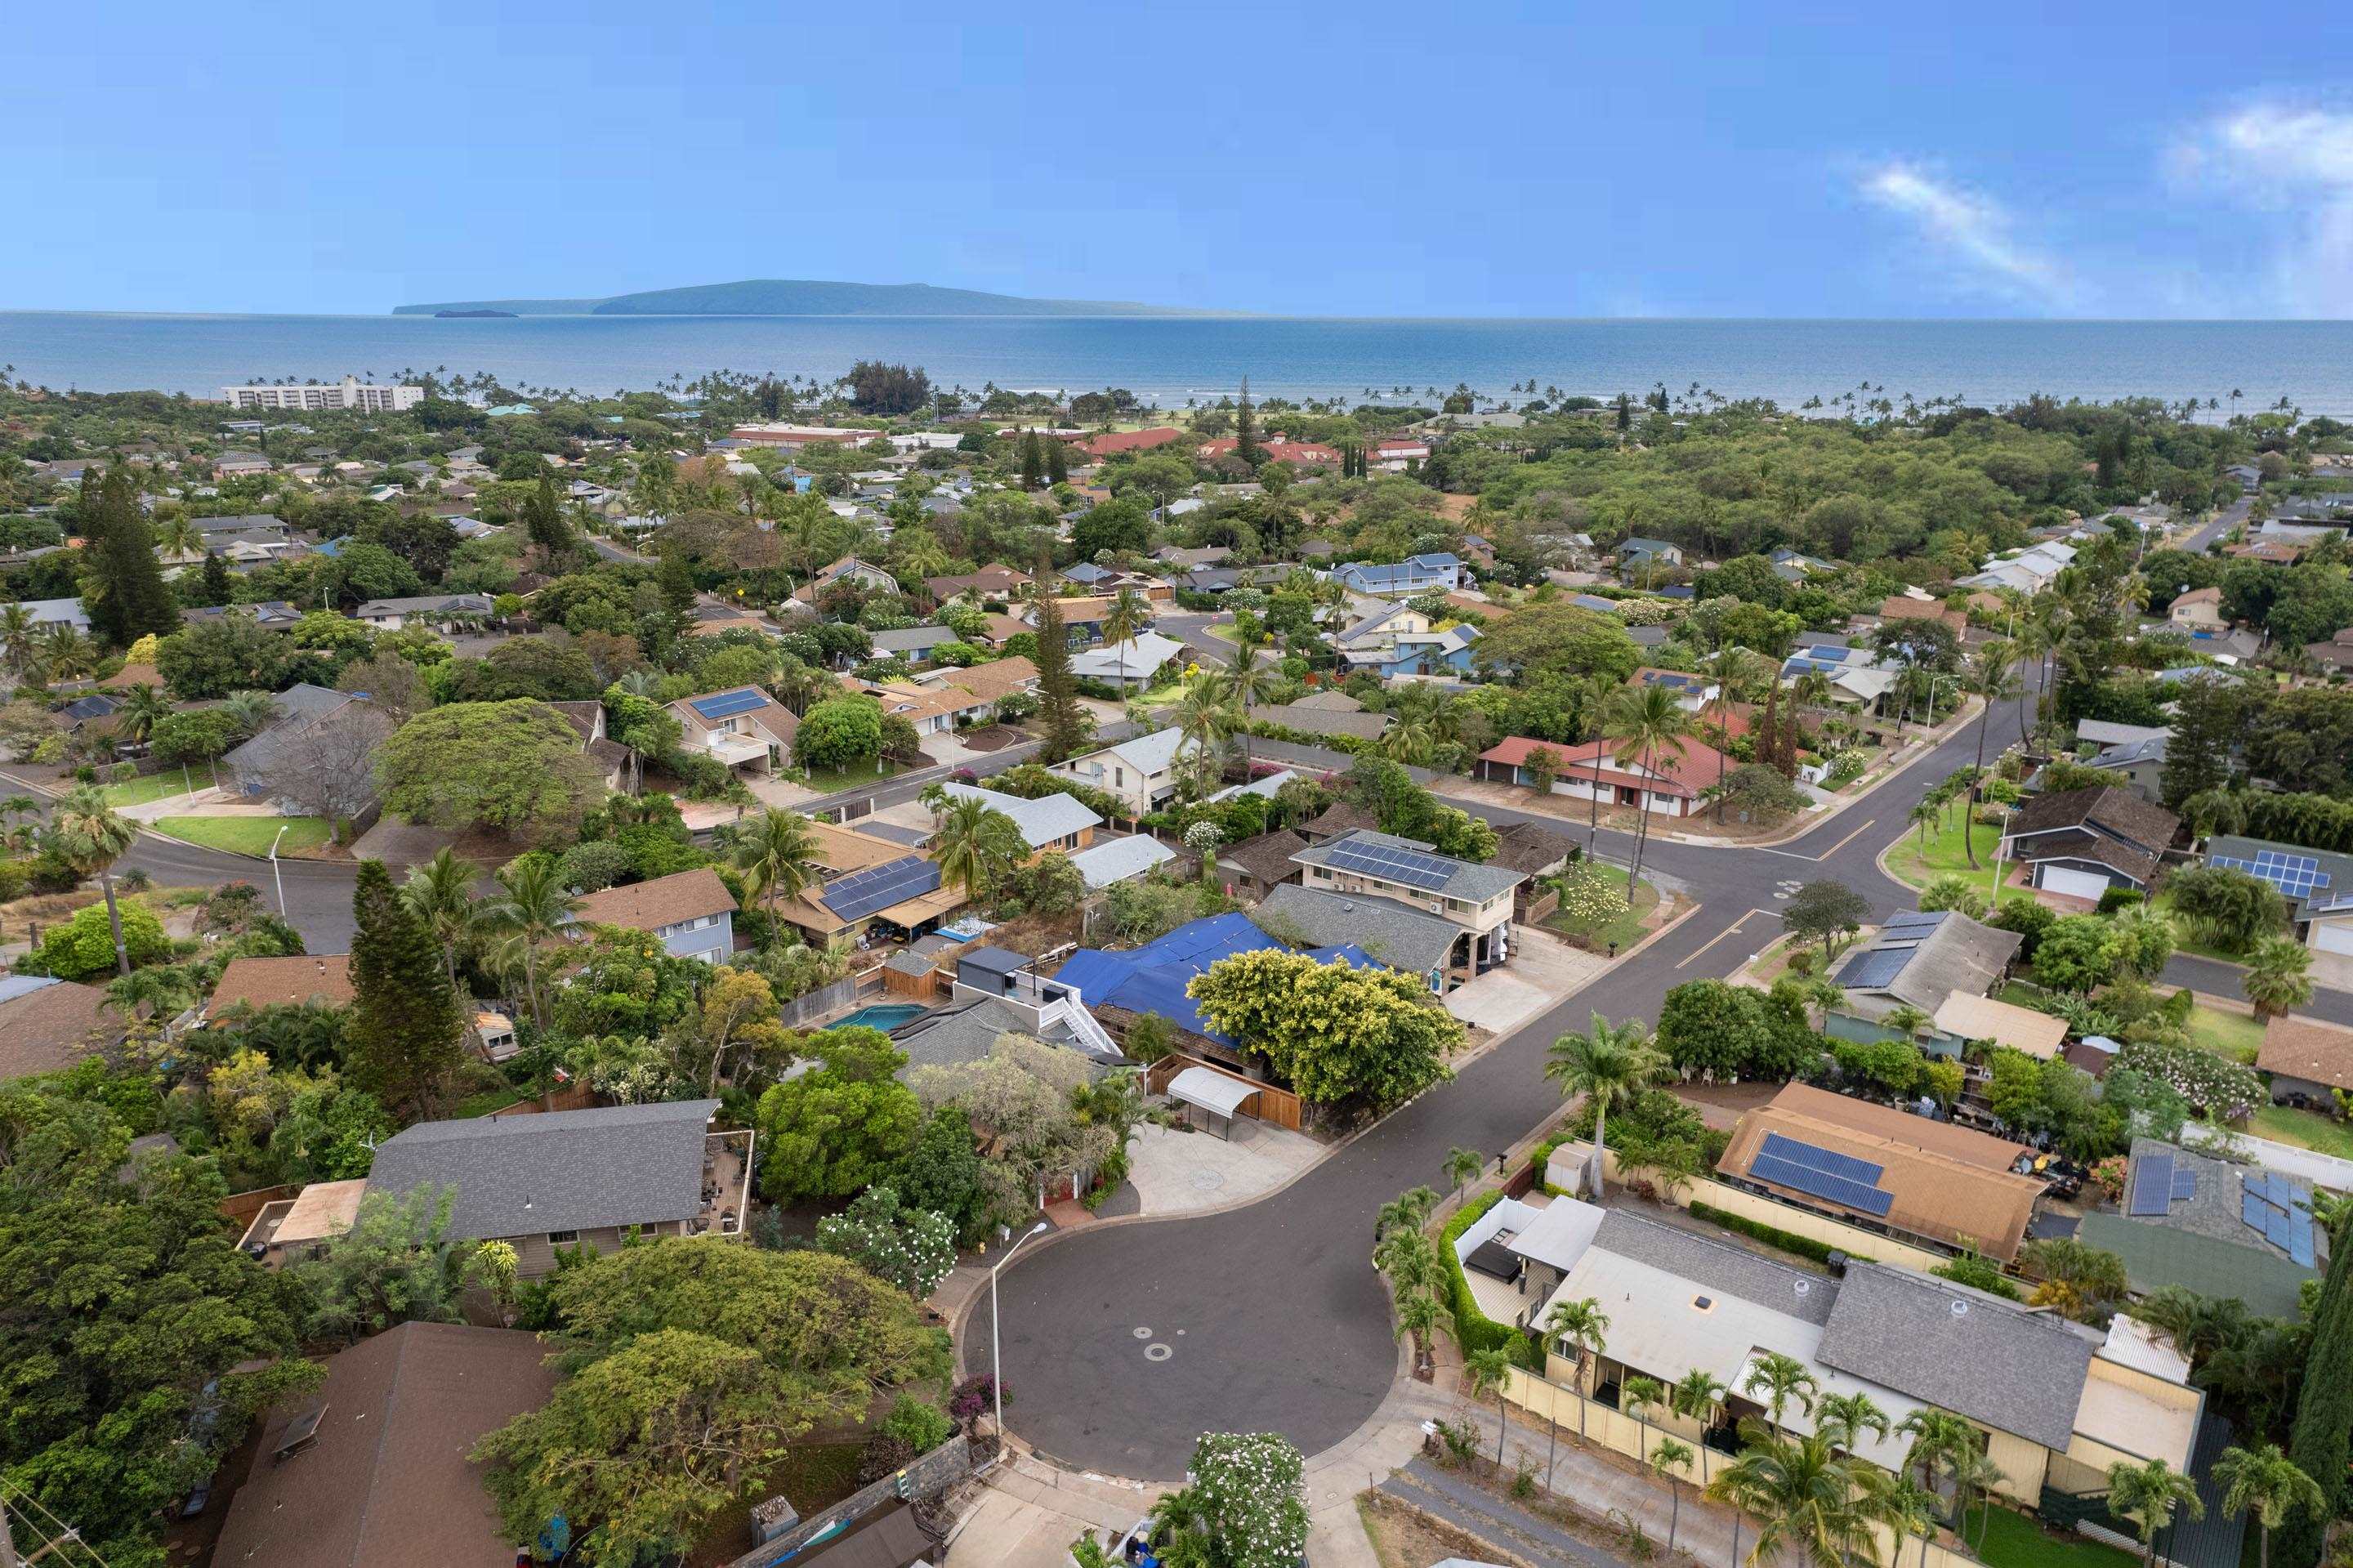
left=1164, top=1065, right=1257, bottom=1140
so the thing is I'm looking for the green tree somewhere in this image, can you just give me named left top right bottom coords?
left=734, top=807, right=820, bottom=933
left=1185, top=949, right=1459, bottom=1115
left=2017, top=1235, right=2130, bottom=1323
left=1705, top=1423, right=1883, bottom=1568
left=793, top=695, right=885, bottom=771
left=349, top=857, right=463, bottom=1113
left=815, top=1184, right=958, bottom=1301
left=2213, top=1443, right=2327, bottom=1568
left=1781, top=880, right=1869, bottom=962
left=1601, top=681, right=1688, bottom=882
left=1545, top=1296, right=1611, bottom=1436
left=928, top=790, right=1025, bottom=903
left=1742, top=1350, right=1820, bottom=1439
left=1652, top=1436, right=1698, bottom=1552
left=2282, top=1209, right=2353, bottom=1568
left=755, top=1026, right=923, bottom=1201
left=1441, top=1144, right=1483, bottom=1202
left=400, top=845, right=480, bottom=994
left=47, top=784, right=140, bottom=976
left=83, top=463, right=178, bottom=645
left=480, top=854, right=585, bottom=1035
left=377, top=699, right=606, bottom=842
left=2165, top=864, right=2286, bottom=955
left=2108, top=1457, right=2204, bottom=1568
left=1543, top=1012, right=1664, bottom=1197
left=1156, top=1430, right=1309, bottom=1568
left=1962, top=639, right=2019, bottom=867
left=26, top=896, right=169, bottom=981
left=2244, top=937, right=2315, bottom=1021
left=288, top=1184, right=470, bottom=1342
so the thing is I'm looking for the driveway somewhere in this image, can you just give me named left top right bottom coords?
left=1123, top=1119, right=1324, bottom=1217
left=1444, top=927, right=1605, bottom=1035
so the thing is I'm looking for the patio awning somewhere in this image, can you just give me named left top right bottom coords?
left=1166, top=1065, right=1257, bottom=1120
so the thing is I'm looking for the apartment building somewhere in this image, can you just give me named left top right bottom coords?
left=220, top=377, right=424, bottom=413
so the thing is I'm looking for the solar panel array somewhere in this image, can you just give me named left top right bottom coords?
left=820, top=856, right=943, bottom=922
left=2128, top=1150, right=2177, bottom=1217
left=2212, top=850, right=2333, bottom=901
left=1321, top=839, right=1456, bottom=892
left=1750, top=1132, right=1895, bottom=1217
left=690, top=688, right=769, bottom=721
left=2172, top=1168, right=2198, bottom=1201
left=1838, top=947, right=1913, bottom=991
left=2242, top=1172, right=2318, bottom=1267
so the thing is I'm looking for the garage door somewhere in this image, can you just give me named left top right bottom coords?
left=2315, top=921, right=2353, bottom=956
left=2038, top=864, right=2113, bottom=902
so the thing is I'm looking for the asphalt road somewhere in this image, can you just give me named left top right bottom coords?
left=2176, top=498, right=2251, bottom=556
left=979, top=667, right=2349, bottom=1479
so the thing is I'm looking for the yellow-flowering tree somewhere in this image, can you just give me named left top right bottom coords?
left=1187, top=949, right=1458, bottom=1114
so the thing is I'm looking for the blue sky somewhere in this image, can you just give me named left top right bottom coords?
left=11, top=2, right=2353, bottom=318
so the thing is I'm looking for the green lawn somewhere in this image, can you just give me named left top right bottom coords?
left=2189, top=1003, right=2266, bottom=1065
left=1544, top=861, right=1663, bottom=954
left=1882, top=808, right=2030, bottom=905
left=2247, top=1103, right=2353, bottom=1159
left=102, top=763, right=219, bottom=806
left=453, top=1084, right=527, bottom=1119
left=1963, top=1506, right=2139, bottom=1568
left=784, top=757, right=914, bottom=796
left=152, top=815, right=332, bottom=856
left=1203, top=622, right=1240, bottom=643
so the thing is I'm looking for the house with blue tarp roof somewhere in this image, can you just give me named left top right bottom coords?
left=1051, top=912, right=1374, bottom=1049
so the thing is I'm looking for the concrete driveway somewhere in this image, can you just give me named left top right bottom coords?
left=1125, top=1118, right=1323, bottom=1217
left=1443, top=927, right=1606, bottom=1034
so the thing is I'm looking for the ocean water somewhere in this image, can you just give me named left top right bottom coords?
left=6, top=311, right=2353, bottom=414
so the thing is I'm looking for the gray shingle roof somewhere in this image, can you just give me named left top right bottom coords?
left=1294, top=829, right=1525, bottom=904
left=1593, top=1210, right=1836, bottom=1325
left=1815, top=1262, right=2095, bottom=1450
left=366, top=1100, right=719, bottom=1240
left=1833, top=909, right=2021, bottom=1013
left=941, top=781, right=1103, bottom=848
left=1252, top=883, right=1459, bottom=975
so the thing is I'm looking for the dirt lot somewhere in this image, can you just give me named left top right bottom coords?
left=1357, top=1490, right=1525, bottom=1568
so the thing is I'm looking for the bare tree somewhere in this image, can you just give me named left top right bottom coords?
left=239, top=701, right=395, bottom=837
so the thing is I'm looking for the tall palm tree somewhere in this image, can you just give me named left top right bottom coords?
left=733, top=808, right=820, bottom=936
left=1947, top=1446, right=2009, bottom=1549
left=1650, top=1436, right=1697, bottom=1552
left=1463, top=1347, right=1515, bottom=1468
left=1167, top=677, right=1235, bottom=772
left=1909, top=798, right=1940, bottom=851
left=1622, top=1374, right=1665, bottom=1454
left=2213, top=1443, right=2326, bottom=1568
left=49, top=785, right=140, bottom=976
left=1441, top=1146, right=1483, bottom=1204
left=1742, top=1351, right=1819, bottom=1440
left=0, top=603, right=38, bottom=681
left=1672, top=1369, right=1730, bottom=1444
left=1706, top=1423, right=1882, bottom=1568
left=154, top=513, right=204, bottom=561
left=1699, top=647, right=1760, bottom=821
left=2109, top=1458, right=2203, bottom=1568
left=1543, top=1297, right=1610, bottom=1438
left=931, top=793, right=1016, bottom=904
left=1812, top=1391, right=1889, bottom=1454
left=1543, top=1012, right=1663, bottom=1198
left=400, top=847, right=480, bottom=994
left=1961, top=638, right=2017, bottom=869
left=1101, top=587, right=1148, bottom=647
left=1881, top=1470, right=1944, bottom=1568
left=1895, top=1407, right=1977, bottom=1501
left=1391, top=1291, right=1455, bottom=1372
left=1602, top=683, right=1689, bottom=885
left=1373, top=1184, right=1439, bottom=1243
left=41, top=624, right=96, bottom=681
left=114, top=682, right=170, bottom=746
left=480, top=856, right=583, bottom=1033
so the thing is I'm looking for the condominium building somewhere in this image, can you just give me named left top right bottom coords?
left=220, top=377, right=424, bottom=413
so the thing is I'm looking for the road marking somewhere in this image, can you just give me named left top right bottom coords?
left=1754, top=816, right=1878, bottom=862
left=1675, top=909, right=1777, bottom=970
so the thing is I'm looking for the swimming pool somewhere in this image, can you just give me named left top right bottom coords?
left=832, top=1003, right=925, bottom=1032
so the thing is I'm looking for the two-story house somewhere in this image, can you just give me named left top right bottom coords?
left=666, top=687, right=800, bottom=775
left=1051, top=727, right=1202, bottom=815
left=1998, top=786, right=2181, bottom=900
left=569, top=867, right=739, bottom=962
left=1288, top=828, right=1526, bottom=985
left=1329, top=552, right=1463, bottom=598
left=2167, top=587, right=2227, bottom=629
left=937, top=780, right=1101, bottom=856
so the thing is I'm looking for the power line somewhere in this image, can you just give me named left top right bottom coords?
left=0, top=1490, right=109, bottom=1568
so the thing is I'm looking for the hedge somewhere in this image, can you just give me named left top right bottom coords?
left=1688, top=1198, right=1836, bottom=1266
left=1435, top=1191, right=1542, bottom=1367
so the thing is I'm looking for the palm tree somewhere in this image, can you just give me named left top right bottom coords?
left=1543, top=1297, right=1610, bottom=1437
left=1947, top=1445, right=2009, bottom=1549
left=733, top=808, right=819, bottom=936
left=1373, top=1185, right=1439, bottom=1243
left=1672, top=1369, right=1730, bottom=1445
left=1742, top=1351, right=1819, bottom=1440
left=1391, top=1290, right=1455, bottom=1372
left=154, top=513, right=203, bottom=561
left=1699, top=647, right=1760, bottom=821
left=1167, top=677, right=1235, bottom=771
left=1650, top=1436, right=1697, bottom=1551
left=2213, top=1443, right=2326, bottom=1568
left=1707, top=1423, right=1882, bottom=1568
left=0, top=602, right=37, bottom=681
left=480, top=856, right=583, bottom=1034
left=1812, top=1391, right=1889, bottom=1454
left=1543, top=1012, right=1663, bottom=1198
left=1101, top=587, right=1148, bottom=647
left=48, top=785, right=139, bottom=976
left=1379, top=708, right=1438, bottom=766
left=1961, top=639, right=2017, bottom=869
left=1909, top=799, right=1940, bottom=851
left=1895, top=1407, right=1977, bottom=1502
left=1623, top=1374, right=1665, bottom=1455
left=2243, top=937, right=2315, bottom=1021
left=42, top=625, right=96, bottom=682
left=2108, top=1458, right=2203, bottom=1568
left=1881, top=1003, right=1931, bottom=1046
left=400, top=847, right=480, bottom=994
left=114, top=682, right=170, bottom=747
left=931, top=794, right=1015, bottom=904
left=221, top=688, right=279, bottom=738
left=1881, top=1471, right=1944, bottom=1568
left=1464, top=1347, right=1515, bottom=1468
left=1441, top=1145, right=1484, bottom=1204
left=1602, top=683, right=1689, bottom=885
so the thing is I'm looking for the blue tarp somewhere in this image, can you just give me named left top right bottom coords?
left=1051, top=913, right=1374, bottom=1045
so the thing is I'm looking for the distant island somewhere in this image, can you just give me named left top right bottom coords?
left=391, top=278, right=1238, bottom=318
left=431, top=308, right=518, bottom=318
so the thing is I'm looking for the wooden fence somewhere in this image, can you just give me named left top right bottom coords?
left=488, top=1084, right=598, bottom=1119
left=217, top=1184, right=296, bottom=1229
left=1144, top=1051, right=1305, bottom=1132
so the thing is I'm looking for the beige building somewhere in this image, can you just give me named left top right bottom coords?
left=221, top=377, right=423, bottom=413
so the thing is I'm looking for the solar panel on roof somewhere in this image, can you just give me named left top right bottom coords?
left=1839, top=948, right=1913, bottom=990
left=1748, top=1152, right=1895, bottom=1217
left=819, top=856, right=943, bottom=922
left=2290, top=1217, right=2317, bottom=1269
left=2171, top=1168, right=2198, bottom=1200
left=1324, top=840, right=1453, bottom=892
left=1759, top=1132, right=1886, bottom=1185
left=2212, top=852, right=2333, bottom=900
left=2129, top=1152, right=2176, bottom=1216
left=690, top=688, right=768, bottom=721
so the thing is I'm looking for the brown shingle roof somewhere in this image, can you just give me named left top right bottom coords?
left=940, top=655, right=1040, bottom=703
left=1490, top=820, right=1575, bottom=877
left=211, top=1321, right=560, bottom=1568
left=210, top=954, right=355, bottom=1014
left=2006, top=785, right=2179, bottom=857
left=0, top=980, right=123, bottom=1082
left=1218, top=829, right=1309, bottom=888
left=2258, top=1016, right=2353, bottom=1091
left=572, top=867, right=737, bottom=933
left=1300, top=802, right=1378, bottom=841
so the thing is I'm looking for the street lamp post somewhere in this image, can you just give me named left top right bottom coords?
left=268, top=824, right=289, bottom=918
left=990, top=1221, right=1051, bottom=1438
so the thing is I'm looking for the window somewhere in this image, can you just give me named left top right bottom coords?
left=547, top=1230, right=579, bottom=1244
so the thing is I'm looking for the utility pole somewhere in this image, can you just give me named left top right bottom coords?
left=1, top=1495, right=83, bottom=1566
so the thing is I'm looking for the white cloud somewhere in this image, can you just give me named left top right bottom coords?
left=2179, top=100, right=2353, bottom=316
left=1858, top=162, right=2074, bottom=309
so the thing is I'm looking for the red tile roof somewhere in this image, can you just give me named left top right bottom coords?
left=1479, top=734, right=1740, bottom=799
left=1077, top=427, right=1185, bottom=459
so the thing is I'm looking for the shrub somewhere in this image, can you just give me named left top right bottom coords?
left=880, top=1394, right=956, bottom=1455
left=1437, top=1191, right=1520, bottom=1356
left=553, top=840, right=632, bottom=893
left=1688, top=1198, right=1835, bottom=1264
left=27, top=898, right=172, bottom=981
